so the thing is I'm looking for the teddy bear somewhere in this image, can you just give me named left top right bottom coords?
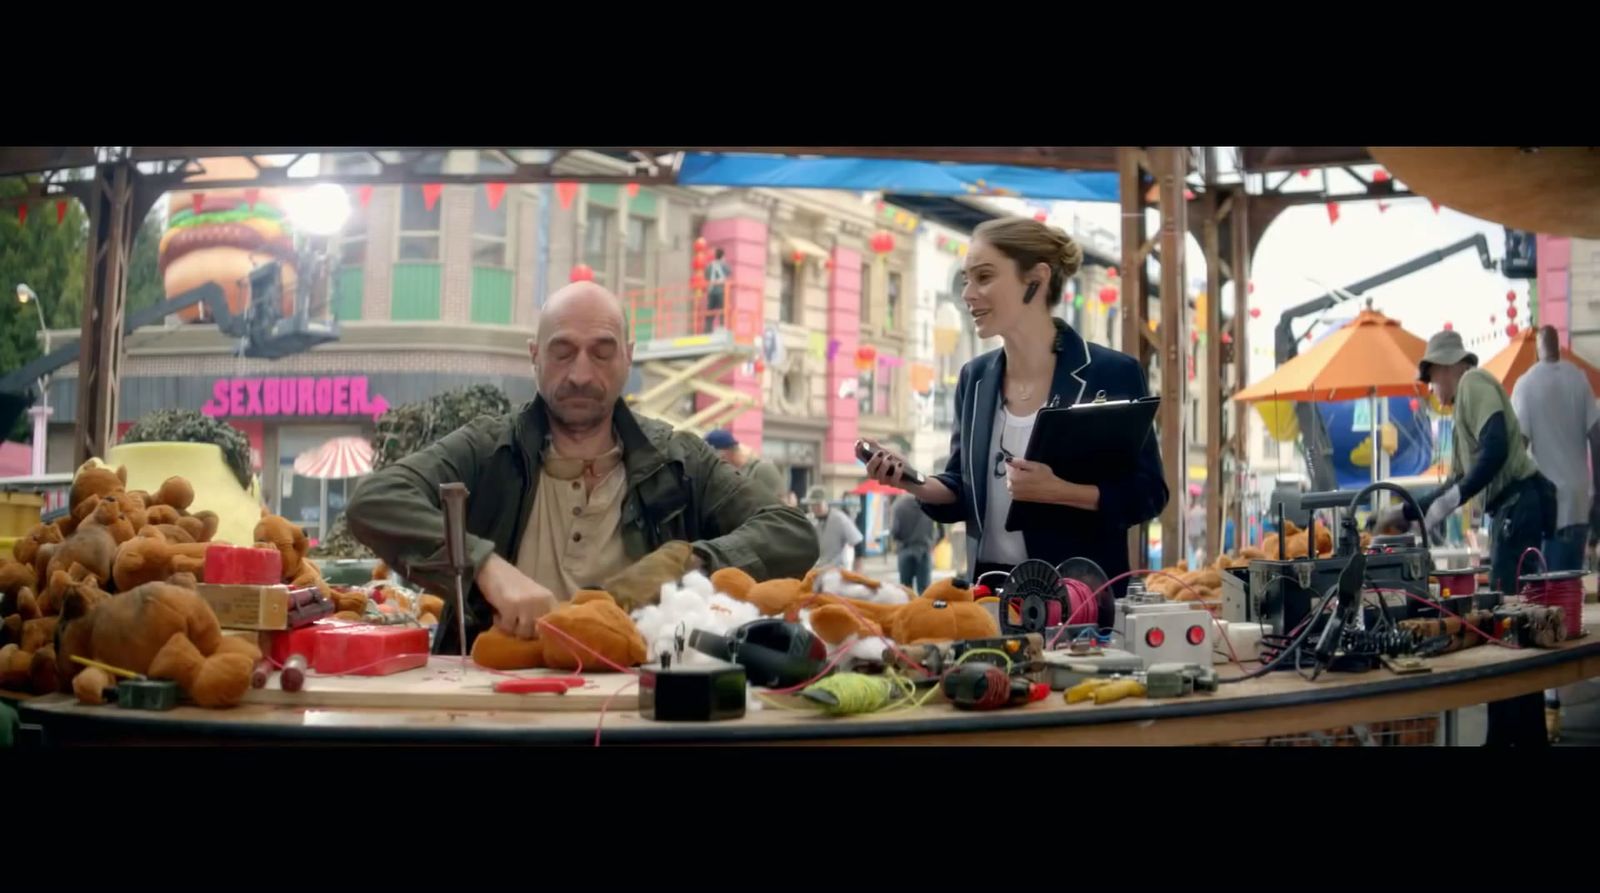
left=112, top=528, right=209, bottom=592
left=39, top=563, right=109, bottom=618
left=807, top=576, right=1000, bottom=647
left=13, top=521, right=64, bottom=575
left=0, top=559, right=35, bottom=603
left=254, top=513, right=331, bottom=599
left=42, top=498, right=128, bottom=596
left=470, top=590, right=647, bottom=672
left=55, top=579, right=262, bottom=708
left=59, top=460, right=129, bottom=536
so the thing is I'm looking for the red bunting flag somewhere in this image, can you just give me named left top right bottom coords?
left=485, top=182, right=507, bottom=211
left=356, top=185, right=374, bottom=209
left=55, top=200, right=67, bottom=225
left=421, top=183, right=443, bottom=212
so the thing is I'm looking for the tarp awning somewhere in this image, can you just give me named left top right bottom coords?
left=677, top=153, right=1120, bottom=202
left=785, top=236, right=830, bottom=260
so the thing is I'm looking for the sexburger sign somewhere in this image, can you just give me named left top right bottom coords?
left=201, top=376, right=390, bottom=420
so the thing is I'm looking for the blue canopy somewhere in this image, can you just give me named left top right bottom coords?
left=676, top=153, right=1119, bottom=202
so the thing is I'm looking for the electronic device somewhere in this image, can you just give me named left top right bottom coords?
left=638, top=654, right=748, bottom=722
left=688, top=619, right=827, bottom=689
left=1113, top=597, right=1212, bottom=668
left=854, top=439, right=926, bottom=486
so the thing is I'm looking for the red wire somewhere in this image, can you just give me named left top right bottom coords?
left=1516, top=547, right=1548, bottom=582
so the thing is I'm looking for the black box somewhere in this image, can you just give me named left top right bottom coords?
left=638, top=660, right=747, bottom=722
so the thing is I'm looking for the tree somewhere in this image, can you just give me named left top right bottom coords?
left=0, top=178, right=88, bottom=441
left=126, top=207, right=166, bottom=315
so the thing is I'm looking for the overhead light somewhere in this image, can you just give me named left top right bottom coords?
left=16, top=283, right=36, bottom=304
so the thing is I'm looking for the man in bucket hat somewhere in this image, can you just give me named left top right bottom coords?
left=1391, top=329, right=1555, bottom=746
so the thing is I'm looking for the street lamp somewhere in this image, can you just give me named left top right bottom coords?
left=16, top=283, right=52, bottom=476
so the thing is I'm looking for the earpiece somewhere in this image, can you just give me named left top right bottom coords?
left=1022, top=281, right=1040, bottom=305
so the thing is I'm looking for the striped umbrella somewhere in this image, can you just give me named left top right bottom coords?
left=293, top=436, right=374, bottom=480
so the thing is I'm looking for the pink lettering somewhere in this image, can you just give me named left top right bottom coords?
left=245, top=379, right=263, bottom=416
left=280, top=379, right=296, bottom=415
left=314, top=379, right=333, bottom=415
left=298, top=379, right=314, bottom=417
left=262, top=378, right=279, bottom=416
left=202, top=380, right=230, bottom=417
left=229, top=381, right=246, bottom=417
left=349, top=377, right=370, bottom=415
left=332, top=377, right=350, bottom=415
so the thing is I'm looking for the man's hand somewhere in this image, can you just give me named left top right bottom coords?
left=475, top=554, right=557, bottom=639
left=1424, top=484, right=1461, bottom=531
left=1004, top=456, right=1066, bottom=504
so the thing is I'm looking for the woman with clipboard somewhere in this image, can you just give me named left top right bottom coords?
left=861, top=217, right=1169, bottom=595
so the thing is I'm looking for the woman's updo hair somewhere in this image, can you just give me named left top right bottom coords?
left=972, top=217, right=1085, bottom=308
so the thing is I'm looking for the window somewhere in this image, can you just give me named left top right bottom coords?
left=585, top=206, right=614, bottom=287
left=876, top=366, right=893, bottom=415
left=780, top=259, right=799, bottom=324
left=858, top=367, right=875, bottom=415
left=860, top=263, right=874, bottom=326
left=472, top=186, right=509, bottom=267
left=887, top=270, right=902, bottom=331
left=624, top=216, right=656, bottom=295
left=399, top=185, right=441, bottom=261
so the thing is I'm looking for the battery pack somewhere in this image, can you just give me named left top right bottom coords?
left=638, top=659, right=747, bottom=722
left=115, top=679, right=180, bottom=711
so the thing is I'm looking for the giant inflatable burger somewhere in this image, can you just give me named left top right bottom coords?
left=159, top=174, right=299, bottom=323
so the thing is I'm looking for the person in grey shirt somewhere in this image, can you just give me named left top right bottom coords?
left=806, top=485, right=862, bottom=570
left=890, top=491, right=937, bottom=595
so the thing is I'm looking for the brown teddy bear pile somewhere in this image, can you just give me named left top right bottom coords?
left=1145, top=519, right=1378, bottom=607
left=0, top=459, right=339, bottom=708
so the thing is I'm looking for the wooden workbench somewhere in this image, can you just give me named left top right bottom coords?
left=16, top=606, right=1600, bottom=746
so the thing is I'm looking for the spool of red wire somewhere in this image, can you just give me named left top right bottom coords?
left=1520, top=571, right=1586, bottom=639
left=1062, top=578, right=1097, bottom=626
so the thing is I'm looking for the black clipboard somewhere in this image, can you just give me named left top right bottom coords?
left=1004, top=394, right=1161, bottom=532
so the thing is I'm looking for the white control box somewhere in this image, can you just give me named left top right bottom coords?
left=1115, top=601, right=1213, bottom=667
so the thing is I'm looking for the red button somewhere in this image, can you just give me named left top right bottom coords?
left=1146, top=628, right=1165, bottom=648
left=1187, top=625, right=1205, bottom=646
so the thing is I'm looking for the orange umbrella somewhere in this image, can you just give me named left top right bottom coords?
left=1233, top=309, right=1428, bottom=404
left=1481, top=327, right=1600, bottom=396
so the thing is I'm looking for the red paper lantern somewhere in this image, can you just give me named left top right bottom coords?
left=694, top=237, right=708, bottom=252
left=692, top=255, right=707, bottom=272
left=855, top=345, right=877, bottom=372
left=869, top=231, right=896, bottom=255
left=569, top=264, right=595, bottom=283
left=1507, top=323, right=1520, bottom=338
left=1373, top=169, right=1391, bottom=183
left=1506, top=290, right=1516, bottom=303
left=1443, top=321, right=1453, bottom=331
left=1221, top=331, right=1233, bottom=345
left=1106, top=267, right=1119, bottom=280
left=792, top=250, right=806, bottom=265
left=1298, top=169, right=1311, bottom=178
left=626, top=183, right=640, bottom=198
left=1247, top=281, right=1256, bottom=295
left=1033, top=211, right=1048, bottom=222
left=1507, top=306, right=1517, bottom=319
left=754, top=359, right=765, bottom=374
left=1326, top=202, right=1341, bottom=225
left=55, top=200, right=67, bottom=225
left=1248, top=307, right=1261, bottom=319
left=691, top=274, right=708, bottom=291
left=16, top=203, right=26, bottom=226
left=1098, top=286, right=1119, bottom=306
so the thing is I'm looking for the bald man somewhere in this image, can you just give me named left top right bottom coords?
left=348, top=282, right=819, bottom=654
